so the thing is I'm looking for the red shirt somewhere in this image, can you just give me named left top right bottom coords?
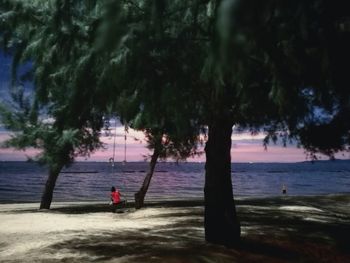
left=111, top=191, right=121, bottom=204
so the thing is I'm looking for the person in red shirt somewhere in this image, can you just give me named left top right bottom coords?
left=110, top=186, right=125, bottom=212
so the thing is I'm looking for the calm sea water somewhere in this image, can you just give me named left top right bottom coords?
left=0, top=161, right=350, bottom=203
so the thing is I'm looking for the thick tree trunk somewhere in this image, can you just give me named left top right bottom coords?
left=134, top=149, right=159, bottom=209
left=40, top=165, right=62, bottom=209
left=204, top=120, right=241, bottom=246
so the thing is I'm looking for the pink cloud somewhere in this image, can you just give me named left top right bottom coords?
left=0, top=129, right=349, bottom=162
left=0, top=148, right=41, bottom=161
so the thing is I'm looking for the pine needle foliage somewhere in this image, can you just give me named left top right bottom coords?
left=202, top=0, right=350, bottom=159
left=0, top=0, right=106, bottom=168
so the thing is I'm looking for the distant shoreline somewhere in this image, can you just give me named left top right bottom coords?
left=1, top=159, right=350, bottom=164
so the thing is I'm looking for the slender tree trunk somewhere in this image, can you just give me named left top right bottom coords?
left=40, top=165, right=62, bottom=209
left=204, top=120, right=241, bottom=246
left=134, top=149, right=160, bottom=209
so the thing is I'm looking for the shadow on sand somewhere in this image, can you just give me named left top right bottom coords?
left=42, top=195, right=350, bottom=262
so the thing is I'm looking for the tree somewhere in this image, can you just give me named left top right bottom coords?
left=94, top=0, right=205, bottom=209
left=132, top=129, right=200, bottom=209
left=0, top=0, right=108, bottom=209
left=0, top=0, right=203, bottom=210
left=200, top=0, right=350, bottom=245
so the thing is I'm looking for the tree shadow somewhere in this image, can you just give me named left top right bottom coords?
left=43, top=203, right=350, bottom=262
left=47, top=225, right=302, bottom=262
left=12, top=195, right=350, bottom=262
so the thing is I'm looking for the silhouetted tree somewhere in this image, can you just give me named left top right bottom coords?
left=0, top=0, right=106, bottom=209
left=200, top=0, right=350, bottom=245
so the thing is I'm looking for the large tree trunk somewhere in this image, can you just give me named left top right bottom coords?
left=204, top=120, right=241, bottom=246
left=134, top=149, right=159, bottom=209
left=40, top=165, right=62, bottom=209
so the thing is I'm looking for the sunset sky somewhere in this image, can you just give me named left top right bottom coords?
left=1, top=119, right=347, bottom=163
left=0, top=52, right=348, bottom=163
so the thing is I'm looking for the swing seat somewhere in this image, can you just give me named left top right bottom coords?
left=111, top=200, right=127, bottom=213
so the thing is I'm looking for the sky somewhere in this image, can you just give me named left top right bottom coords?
left=0, top=52, right=349, bottom=163
left=0, top=125, right=324, bottom=163
left=1, top=125, right=348, bottom=162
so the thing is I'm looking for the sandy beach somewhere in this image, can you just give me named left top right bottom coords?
left=0, top=195, right=349, bottom=262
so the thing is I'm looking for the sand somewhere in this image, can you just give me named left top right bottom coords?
left=0, top=195, right=350, bottom=262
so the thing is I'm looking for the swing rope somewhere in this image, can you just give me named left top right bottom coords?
left=109, top=119, right=128, bottom=202
left=110, top=118, right=118, bottom=175
left=123, top=122, right=127, bottom=164
left=121, top=122, right=128, bottom=197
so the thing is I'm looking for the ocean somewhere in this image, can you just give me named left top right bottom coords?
left=0, top=161, right=350, bottom=203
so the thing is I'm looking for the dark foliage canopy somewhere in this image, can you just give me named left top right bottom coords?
left=0, top=0, right=349, bottom=164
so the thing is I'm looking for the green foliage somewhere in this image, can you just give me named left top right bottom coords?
left=1, top=0, right=349, bottom=165
left=0, top=0, right=207, bottom=165
left=94, top=0, right=210, bottom=161
left=0, top=0, right=105, bottom=168
left=203, top=0, right=350, bottom=158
